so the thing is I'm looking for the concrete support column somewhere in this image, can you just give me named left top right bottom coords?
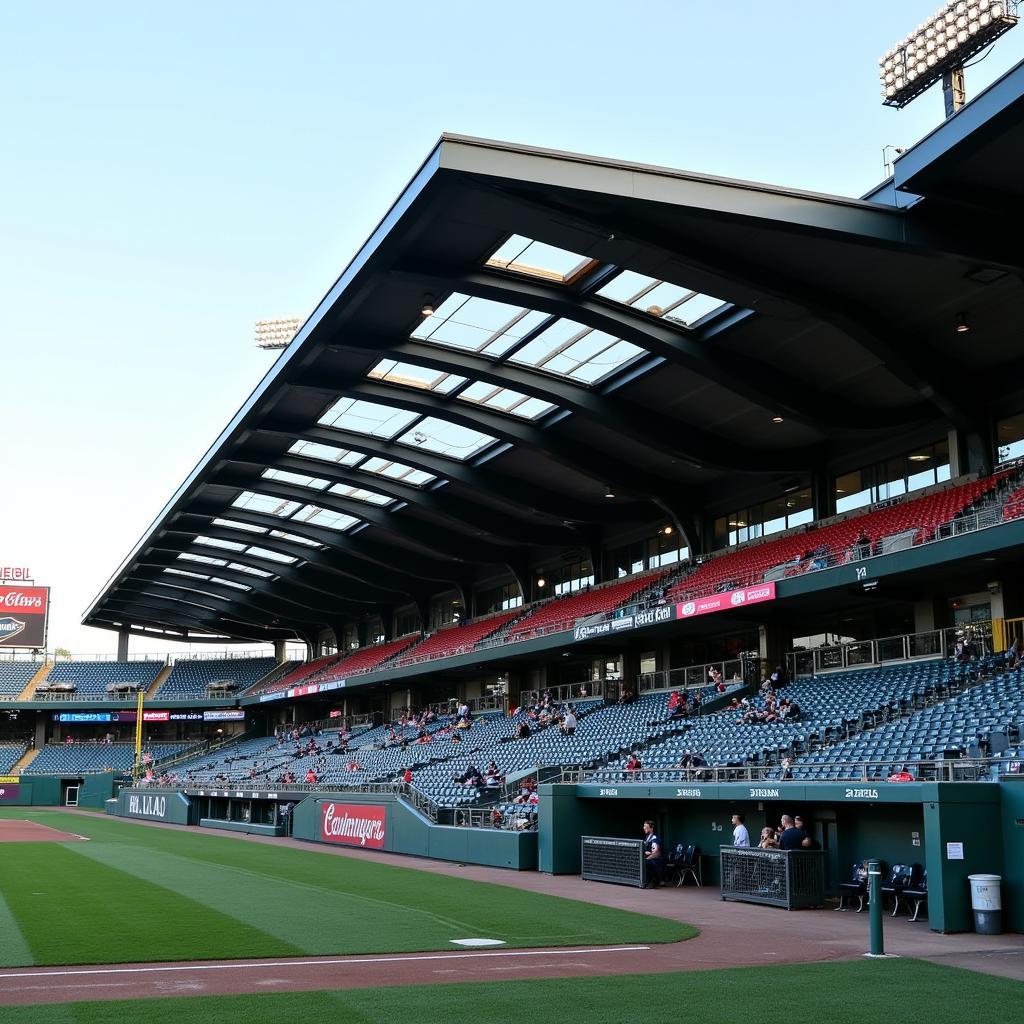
left=117, top=629, right=130, bottom=661
left=273, top=639, right=287, bottom=664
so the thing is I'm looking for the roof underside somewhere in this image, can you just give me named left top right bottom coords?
left=85, top=96, right=1024, bottom=643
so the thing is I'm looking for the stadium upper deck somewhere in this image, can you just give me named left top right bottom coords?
left=84, top=58, right=1024, bottom=654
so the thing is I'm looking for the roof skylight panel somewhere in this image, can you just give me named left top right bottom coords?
left=289, top=440, right=366, bottom=467
left=267, top=529, right=321, bottom=548
left=485, top=234, right=596, bottom=284
left=291, top=506, right=360, bottom=532
left=509, top=319, right=644, bottom=384
left=164, top=568, right=209, bottom=580
left=412, top=293, right=548, bottom=356
left=457, top=381, right=555, bottom=420
left=211, top=518, right=267, bottom=534
left=195, top=535, right=247, bottom=552
left=327, top=483, right=393, bottom=506
left=396, top=417, right=498, bottom=460
left=368, top=359, right=466, bottom=394
left=360, top=457, right=435, bottom=487
left=245, top=545, right=298, bottom=564
left=228, top=562, right=275, bottom=577
left=319, top=397, right=419, bottom=439
left=231, top=491, right=302, bottom=518
left=208, top=576, right=252, bottom=591
left=177, top=552, right=228, bottom=567
left=596, top=270, right=727, bottom=327
left=262, top=468, right=330, bottom=490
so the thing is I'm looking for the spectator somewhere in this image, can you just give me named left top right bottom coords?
left=403, top=767, right=413, bottom=785
left=758, top=826, right=779, bottom=849
left=793, top=814, right=818, bottom=848
left=667, top=690, right=681, bottom=714
left=642, top=820, right=664, bottom=887
left=304, top=767, right=318, bottom=785
left=626, top=753, right=643, bottom=772
left=561, top=708, right=577, bottom=736
left=731, top=812, right=750, bottom=847
left=778, top=814, right=807, bottom=850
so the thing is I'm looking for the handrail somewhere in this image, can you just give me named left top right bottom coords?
left=567, top=757, right=1014, bottom=784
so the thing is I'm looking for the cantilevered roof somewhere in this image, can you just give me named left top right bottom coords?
left=85, top=98, right=1024, bottom=644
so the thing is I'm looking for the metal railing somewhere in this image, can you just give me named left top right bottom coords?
left=566, top=757, right=1012, bottom=784
left=787, top=623, right=993, bottom=678
left=639, top=657, right=764, bottom=694
left=18, top=690, right=146, bottom=703
left=520, top=681, right=605, bottom=707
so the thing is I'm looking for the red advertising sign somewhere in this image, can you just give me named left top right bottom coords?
left=676, top=582, right=776, bottom=620
left=320, top=802, right=386, bottom=848
left=290, top=683, right=319, bottom=698
left=0, top=586, right=49, bottom=648
left=142, top=710, right=170, bottom=722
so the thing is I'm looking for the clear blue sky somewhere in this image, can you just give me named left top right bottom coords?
left=3, top=2, right=1022, bottom=656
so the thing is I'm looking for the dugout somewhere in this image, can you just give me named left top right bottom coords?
left=539, top=780, right=1015, bottom=933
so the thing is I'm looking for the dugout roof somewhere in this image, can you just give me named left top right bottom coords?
left=85, top=70, right=1024, bottom=643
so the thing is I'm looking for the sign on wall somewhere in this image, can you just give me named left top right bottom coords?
left=0, top=586, right=49, bottom=648
left=319, top=802, right=386, bottom=848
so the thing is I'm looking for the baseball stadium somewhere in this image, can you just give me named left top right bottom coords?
left=4, top=4, right=1024, bottom=1021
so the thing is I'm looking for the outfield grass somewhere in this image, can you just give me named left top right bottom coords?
left=0, top=809, right=694, bottom=966
left=1, top=959, right=1019, bottom=1023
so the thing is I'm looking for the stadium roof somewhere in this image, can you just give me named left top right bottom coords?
left=85, top=76, right=1024, bottom=644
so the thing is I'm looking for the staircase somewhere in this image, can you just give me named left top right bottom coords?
left=13, top=747, right=39, bottom=774
left=18, top=661, right=52, bottom=700
left=144, top=664, right=174, bottom=699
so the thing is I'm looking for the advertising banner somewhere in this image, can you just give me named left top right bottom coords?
left=0, top=783, right=21, bottom=802
left=320, top=802, right=386, bottom=848
left=676, top=582, right=776, bottom=621
left=204, top=709, right=245, bottom=722
left=0, top=586, right=49, bottom=648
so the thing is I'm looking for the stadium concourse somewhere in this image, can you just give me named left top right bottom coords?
left=6, top=59, right=1024, bottom=1018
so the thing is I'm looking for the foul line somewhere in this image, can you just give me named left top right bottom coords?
left=0, top=946, right=651, bottom=981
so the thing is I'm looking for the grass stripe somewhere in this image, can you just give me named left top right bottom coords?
left=0, top=810, right=692, bottom=964
left=0, top=844, right=303, bottom=967
left=0, top=889, right=34, bottom=966
left=0, top=960, right=1020, bottom=1024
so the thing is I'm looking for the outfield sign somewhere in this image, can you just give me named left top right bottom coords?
left=53, top=709, right=242, bottom=723
left=0, top=585, right=49, bottom=648
left=118, top=788, right=193, bottom=824
left=676, top=582, right=776, bottom=620
left=573, top=605, right=672, bottom=642
left=0, top=781, right=20, bottom=802
left=320, top=801, right=386, bottom=848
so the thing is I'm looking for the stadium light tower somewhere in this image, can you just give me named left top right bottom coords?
left=255, top=317, right=302, bottom=351
left=880, top=1, right=1019, bottom=117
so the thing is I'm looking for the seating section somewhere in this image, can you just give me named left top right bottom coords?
left=1003, top=485, right=1024, bottom=521
left=505, top=571, right=666, bottom=640
left=314, top=637, right=420, bottom=684
left=158, top=657, right=277, bottom=699
left=794, top=664, right=1024, bottom=780
left=393, top=611, right=521, bottom=666
left=0, top=661, right=42, bottom=697
left=666, top=476, right=1001, bottom=603
left=598, top=661, right=980, bottom=778
left=29, top=741, right=198, bottom=774
left=245, top=655, right=340, bottom=697
left=0, top=743, right=26, bottom=773
left=40, top=660, right=164, bottom=696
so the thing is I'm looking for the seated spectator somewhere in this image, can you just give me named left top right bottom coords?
left=778, top=757, right=794, bottom=781
left=403, top=767, right=414, bottom=785
left=626, top=753, right=643, bottom=772
left=305, top=768, right=318, bottom=785
left=667, top=690, right=681, bottom=713
left=517, top=721, right=532, bottom=740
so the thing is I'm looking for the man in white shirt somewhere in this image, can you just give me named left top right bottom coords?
left=732, top=812, right=750, bottom=847
left=561, top=708, right=577, bottom=735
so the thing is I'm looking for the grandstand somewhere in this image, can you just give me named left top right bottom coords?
left=158, top=656, right=276, bottom=698
left=38, top=659, right=163, bottom=696
left=5, top=63, right=1015, bottom=938
left=0, top=661, right=43, bottom=698
left=28, top=741, right=198, bottom=774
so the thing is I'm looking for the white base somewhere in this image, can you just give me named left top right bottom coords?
left=450, top=938, right=507, bottom=947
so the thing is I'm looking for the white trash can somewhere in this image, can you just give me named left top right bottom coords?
left=967, top=874, right=1002, bottom=934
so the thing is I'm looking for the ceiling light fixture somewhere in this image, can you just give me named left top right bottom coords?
left=420, top=296, right=435, bottom=317
left=955, top=312, right=970, bottom=333
left=604, top=485, right=616, bottom=499
left=536, top=577, right=546, bottom=588
left=772, top=415, right=784, bottom=424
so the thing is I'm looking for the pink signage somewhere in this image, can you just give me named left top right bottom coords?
left=676, top=582, right=776, bottom=620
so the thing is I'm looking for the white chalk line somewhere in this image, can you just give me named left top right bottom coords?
left=0, top=945, right=651, bottom=982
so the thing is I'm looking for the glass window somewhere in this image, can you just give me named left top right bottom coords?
left=596, top=269, right=727, bottom=327
left=231, top=492, right=302, bottom=518
left=262, top=468, right=330, bottom=491
left=485, top=234, right=595, bottom=284
left=413, top=293, right=549, bottom=356
left=368, top=359, right=466, bottom=394
left=289, top=440, right=365, bottom=467
left=997, top=413, right=1024, bottom=463
left=396, top=417, right=497, bottom=460
left=319, top=397, right=418, bottom=439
